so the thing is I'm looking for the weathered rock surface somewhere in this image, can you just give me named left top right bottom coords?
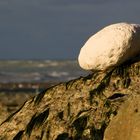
left=104, top=94, right=140, bottom=140
left=0, top=61, right=140, bottom=139
left=0, top=92, right=35, bottom=124
left=78, top=23, right=140, bottom=71
left=0, top=102, right=8, bottom=124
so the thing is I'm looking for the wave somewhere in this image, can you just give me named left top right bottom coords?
left=48, top=71, right=69, bottom=77
left=0, top=60, right=89, bottom=83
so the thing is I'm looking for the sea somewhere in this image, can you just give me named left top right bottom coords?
left=0, top=60, right=89, bottom=84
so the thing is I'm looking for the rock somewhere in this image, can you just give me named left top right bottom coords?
left=0, top=92, right=35, bottom=124
left=78, top=22, right=140, bottom=71
left=0, top=102, right=8, bottom=124
left=1, top=61, right=140, bottom=139
left=104, top=94, right=140, bottom=140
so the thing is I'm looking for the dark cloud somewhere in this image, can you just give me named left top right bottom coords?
left=0, top=0, right=140, bottom=59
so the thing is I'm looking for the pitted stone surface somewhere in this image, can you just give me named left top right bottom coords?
left=78, top=23, right=140, bottom=71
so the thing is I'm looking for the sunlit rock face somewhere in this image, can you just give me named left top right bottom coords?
left=78, top=23, right=140, bottom=71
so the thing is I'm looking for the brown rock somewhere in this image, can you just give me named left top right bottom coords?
left=0, top=61, right=140, bottom=139
left=0, top=102, right=8, bottom=124
left=0, top=92, right=35, bottom=124
left=104, top=94, right=140, bottom=140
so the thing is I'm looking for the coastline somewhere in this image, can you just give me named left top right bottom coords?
left=0, top=82, right=57, bottom=93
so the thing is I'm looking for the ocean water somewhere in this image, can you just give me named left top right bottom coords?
left=0, top=60, right=89, bottom=83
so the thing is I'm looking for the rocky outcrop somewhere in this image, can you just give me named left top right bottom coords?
left=0, top=61, right=140, bottom=139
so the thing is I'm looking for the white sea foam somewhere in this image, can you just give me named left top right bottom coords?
left=48, top=71, right=69, bottom=78
left=37, top=64, right=45, bottom=68
left=0, top=60, right=89, bottom=83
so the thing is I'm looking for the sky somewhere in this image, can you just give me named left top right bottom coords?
left=0, top=0, right=140, bottom=60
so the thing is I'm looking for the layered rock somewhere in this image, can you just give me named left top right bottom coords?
left=0, top=61, right=140, bottom=139
left=78, top=23, right=140, bottom=71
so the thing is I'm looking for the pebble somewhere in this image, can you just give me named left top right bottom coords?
left=78, top=23, right=140, bottom=71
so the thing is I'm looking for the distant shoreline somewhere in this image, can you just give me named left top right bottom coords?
left=0, top=82, right=58, bottom=93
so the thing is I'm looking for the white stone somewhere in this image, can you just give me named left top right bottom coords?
left=78, top=22, right=140, bottom=71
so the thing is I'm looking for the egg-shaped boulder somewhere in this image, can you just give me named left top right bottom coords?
left=78, top=23, right=140, bottom=71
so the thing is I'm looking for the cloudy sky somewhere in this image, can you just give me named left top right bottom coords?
left=0, top=0, right=140, bottom=60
